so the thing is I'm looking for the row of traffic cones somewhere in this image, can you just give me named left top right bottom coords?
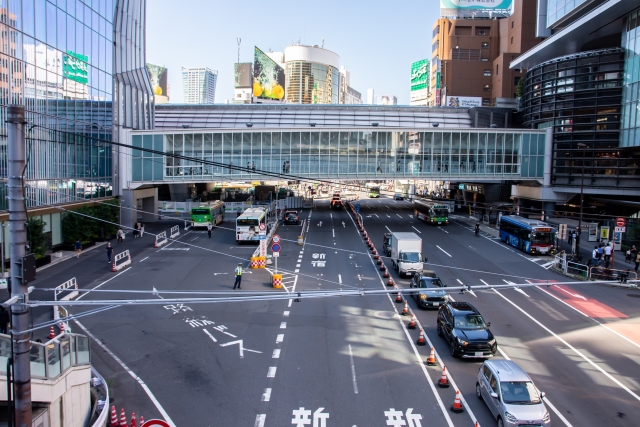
left=110, top=406, right=144, bottom=427
left=48, top=322, right=67, bottom=339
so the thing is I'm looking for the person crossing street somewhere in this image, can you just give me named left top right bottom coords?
left=207, top=222, right=213, bottom=238
left=233, top=263, right=242, bottom=289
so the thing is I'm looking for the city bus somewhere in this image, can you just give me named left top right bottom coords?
left=499, top=215, right=557, bottom=255
left=368, top=186, right=380, bottom=198
left=236, top=207, right=268, bottom=242
left=190, top=201, right=225, bottom=229
left=414, top=200, right=449, bottom=225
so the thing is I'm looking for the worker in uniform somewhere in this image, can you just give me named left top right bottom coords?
left=233, top=263, right=242, bottom=289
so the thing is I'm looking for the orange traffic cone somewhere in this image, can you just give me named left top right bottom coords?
left=139, top=416, right=144, bottom=425
left=407, top=314, right=417, bottom=329
left=450, top=390, right=464, bottom=413
left=111, top=261, right=117, bottom=272
left=130, top=413, right=137, bottom=427
left=383, top=268, right=389, bottom=278
left=110, top=406, right=118, bottom=427
left=374, top=253, right=379, bottom=259
left=387, top=277, right=394, bottom=286
left=438, top=366, right=450, bottom=388
left=416, top=329, right=426, bottom=346
left=379, top=262, right=385, bottom=271
left=402, top=302, right=409, bottom=316
left=395, top=292, right=403, bottom=303
left=426, top=347, right=437, bottom=365
left=119, top=408, right=127, bottom=426
left=59, top=323, right=65, bottom=334
left=48, top=326, right=56, bottom=339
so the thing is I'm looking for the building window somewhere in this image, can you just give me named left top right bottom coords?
left=482, top=98, right=491, bottom=106
left=433, top=25, right=440, bottom=38
left=514, top=76, right=521, bottom=86
left=511, top=37, right=514, bottom=45
left=483, top=84, right=491, bottom=92
left=432, top=40, right=439, bottom=53
left=481, top=42, right=489, bottom=49
left=496, top=64, right=499, bottom=75
left=511, top=21, right=514, bottom=29
left=477, top=28, right=488, bottom=36
left=484, top=69, right=491, bottom=77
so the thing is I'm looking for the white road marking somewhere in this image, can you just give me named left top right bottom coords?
left=267, top=367, right=277, bottom=378
left=385, top=226, right=392, bottom=232
left=503, top=279, right=529, bottom=297
left=160, top=247, right=190, bottom=251
left=332, top=229, right=335, bottom=237
left=254, top=414, right=266, bottom=427
left=76, top=268, right=131, bottom=301
left=276, top=334, right=284, bottom=343
left=480, top=279, right=491, bottom=287
left=272, top=349, right=281, bottom=358
left=203, top=329, right=217, bottom=342
left=261, top=388, right=272, bottom=402
left=139, top=257, right=149, bottom=262
left=283, top=311, right=290, bottom=317
left=396, top=214, right=402, bottom=218
left=295, top=269, right=299, bottom=273
left=386, top=214, right=391, bottom=218
left=74, top=320, right=177, bottom=427
left=280, top=322, right=287, bottom=329
left=457, top=278, right=476, bottom=297
left=349, top=344, right=359, bottom=394
left=492, top=288, right=640, bottom=402
left=553, top=285, right=587, bottom=300
left=438, top=226, right=449, bottom=234
left=373, top=214, right=379, bottom=218
left=296, top=264, right=301, bottom=268
left=436, top=245, right=452, bottom=257
left=411, top=226, right=421, bottom=234
left=342, top=221, right=346, bottom=227
left=497, top=347, right=573, bottom=427
left=338, top=274, right=342, bottom=284
left=408, top=214, right=413, bottom=218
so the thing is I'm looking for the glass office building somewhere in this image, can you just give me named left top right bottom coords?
left=621, top=6, right=640, bottom=148
left=546, top=0, right=590, bottom=27
left=286, top=62, right=340, bottom=104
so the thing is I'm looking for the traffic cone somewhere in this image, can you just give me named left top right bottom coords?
left=48, top=326, right=56, bottom=339
left=130, top=413, right=137, bottom=427
left=438, top=366, right=450, bottom=388
left=374, top=253, right=379, bottom=259
left=426, top=347, right=437, bottom=365
left=416, top=329, right=427, bottom=346
left=139, top=416, right=144, bottom=425
left=387, top=277, right=394, bottom=286
left=110, top=406, right=118, bottom=427
left=119, top=408, right=127, bottom=426
left=379, top=262, right=385, bottom=271
left=111, top=262, right=117, bottom=272
left=383, top=268, right=389, bottom=278
left=402, top=302, right=409, bottom=316
left=395, top=292, right=403, bottom=303
left=377, top=259, right=382, bottom=265
left=407, top=313, right=417, bottom=329
left=59, top=323, right=65, bottom=334
left=450, top=390, right=464, bottom=413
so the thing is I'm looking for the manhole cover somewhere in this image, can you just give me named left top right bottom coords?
left=374, top=311, right=399, bottom=319
left=627, top=294, right=640, bottom=298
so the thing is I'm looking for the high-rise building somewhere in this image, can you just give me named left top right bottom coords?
left=376, top=95, right=398, bottom=106
left=367, top=89, right=375, bottom=105
left=339, top=66, right=363, bottom=104
left=182, top=67, right=218, bottom=104
left=284, top=45, right=341, bottom=104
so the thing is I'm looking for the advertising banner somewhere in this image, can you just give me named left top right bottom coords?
left=253, top=47, right=285, bottom=101
left=63, top=51, right=89, bottom=85
left=410, top=59, right=429, bottom=92
left=446, top=96, right=482, bottom=107
left=146, top=63, right=168, bottom=97
left=440, top=0, right=512, bottom=9
left=234, top=63, right=252, bottom=88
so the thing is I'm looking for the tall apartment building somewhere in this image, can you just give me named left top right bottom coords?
left=339, top=66, right=363, bottom=104
left=429, top=0, right=542, bottom=107
left=182, top=67, right=218, bottom=104
left=284, top=45, right=341, bottom=104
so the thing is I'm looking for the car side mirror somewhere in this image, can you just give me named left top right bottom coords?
left=424, top=257, right=428, bottom=262
left=540, top=391, right=545, bottom=398
left=486, top=322, right=491, bottom=327
left=490, top=392, right=499, bottom=399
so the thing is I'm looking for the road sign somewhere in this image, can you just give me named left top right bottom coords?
left=259, top=223, right=266, bottom=231
left=615, top=226, right=626, bottom=233
left=142, top=421, right=171, bottom=427
left=616, top=217, right=626, bottom=227
left=259, top=234, right=266, bottom=240
left=272, top=252, right=279, bottom=258
left=272, top=243, right=281, bottom=252
left=272, top=234, right=281, bottom=243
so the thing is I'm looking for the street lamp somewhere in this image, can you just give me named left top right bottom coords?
left=576, top=142, right=587, bottom=255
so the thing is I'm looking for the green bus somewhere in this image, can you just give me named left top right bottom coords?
left=414, top=200, right=449, bottom=225
left=368, top=186, right=380, bottom=198
left=190, top=200, right=225, bottom=229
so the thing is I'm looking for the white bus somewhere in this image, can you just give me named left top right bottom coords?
left=236, top=207, right=268, bottom=242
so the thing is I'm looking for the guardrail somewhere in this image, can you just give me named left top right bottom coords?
left=89, top=367, right=110, bottom=427
left=154, top=231, right=168, bottom=248
left=112, top=250, right=131, bottom=272
left=54, top=277, right=78, bottom=321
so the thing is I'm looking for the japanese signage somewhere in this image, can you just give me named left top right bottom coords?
left=446, top=96, right=482, bottom=107
left=440, top=0, right=513, bottom=10
left=410, top=60, right=429, bottom=92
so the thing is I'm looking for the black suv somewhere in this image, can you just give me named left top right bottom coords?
left=284, top=210, right=299, bottom=225
left=437, top=302, right=497, bottom=358
left=410, top=273, right=448, bottom=309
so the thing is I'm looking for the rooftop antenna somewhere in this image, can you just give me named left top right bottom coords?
left=322, top=37, right=324, bottom=48
left=236, top=37, right=241, bottom=64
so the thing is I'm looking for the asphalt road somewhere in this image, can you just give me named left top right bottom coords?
left=29, top=197, right=640, bottom=427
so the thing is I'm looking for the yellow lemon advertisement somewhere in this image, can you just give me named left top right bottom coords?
left=253, top=47, right=285, bottom=101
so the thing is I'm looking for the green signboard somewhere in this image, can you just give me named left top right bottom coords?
left=436, top=72, right=441, bottom=90
left=63, top=51, right=89, bottom=85
left=410, top=59, right=429, bottom=92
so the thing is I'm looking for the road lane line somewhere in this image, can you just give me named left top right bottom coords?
left=436, top=245, right=452, bottom=257
left=332, top=229, right=335, bottom=237
left=261, top=388, right=272, bottom=401
left=203, top=329, right=217, bottom=342
left=373, top=214, right=379, bottom=218
left=254, top=414, right=266, bottom=427
left=437, top=226, right=449, bottom=234
left=76, top=267, right=131, bottom=300
left=272, top=349, right=281, bottom=358
left=396, top=214, right=402, bottom=218
left=348, top=344, right=359, bottom=394
left=280, top=322, right=287, bottom=329
left=385, top=226, right=392, bottom=232
left=492, top=288, right=640, bottom=402
left=267, top=367, right=277, bottom=378
left=139, top=257, right=149, bottom=262
left=497, top=347, right=573, bottom=427
left=411, top=226, right=421, bottom=234
left=338, top=274, right=342, bottom=284
left=74, top=320, right=177, bottom=427
left=276, top=334, right=284, bottom=343
left=283, top=311, right=290, bottom=317
left=503, top=279, right=529, bottom=297
left=386, top=214, right=391, bottom=218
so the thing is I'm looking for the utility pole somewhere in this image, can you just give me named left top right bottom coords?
left=7, top=105, right=32, bottom=426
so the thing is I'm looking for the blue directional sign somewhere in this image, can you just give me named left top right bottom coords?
left=356, top=203, right=360, bottom=213
left=272, top=243, right=281, bottom=252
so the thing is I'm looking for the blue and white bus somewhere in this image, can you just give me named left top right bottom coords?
left=499, top=215, right=556, bottom=255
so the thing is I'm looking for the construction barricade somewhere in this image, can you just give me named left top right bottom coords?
left=272, top=273, right=283, bottom=288
left=154, top=231, right=168, bottom=248
left=250, top=257, right=260, bottom=269
left=256, top=256, right=266, bottom=268
left=112, top=250, right=131, bottom=272
left=170, top=225, right=180, bottom=239
left=54, top=277, right=78, bottom=320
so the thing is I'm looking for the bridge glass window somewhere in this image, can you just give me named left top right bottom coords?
left=291, top=132, right=301, bottom=174
left=329, top=132, right=339, bottom=174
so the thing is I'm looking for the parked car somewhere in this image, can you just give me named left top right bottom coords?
left=284, top=210, right=299, bottom=225
left=476, top=360, right=551, bottom=427
left=437, top=301, right=497, bottom=358
left=394, top=193, right=404, bottom=200
left=410, top=273, right=447, bottom=309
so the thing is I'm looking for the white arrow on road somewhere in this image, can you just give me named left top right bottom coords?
left=553, top=285, right=587, bottom=300
left=504, top=280, right=529, bottom=297
left=213, top=273, right=228, bottom=276
left=219, top=340, right=262, bottom=358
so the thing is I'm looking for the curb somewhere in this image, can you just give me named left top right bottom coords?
left=37, top=242, right=108, bottom=272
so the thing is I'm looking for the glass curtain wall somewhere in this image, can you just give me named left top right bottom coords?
left=621, top=7, right=640, bottom=148
left=285, top=62, right=340, bottom=104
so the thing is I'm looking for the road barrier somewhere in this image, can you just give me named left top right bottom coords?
left=54, top=277, right=78, bottom=320
left=590, top=266, right=637, bottom=282
left=112, top=250, right=131, bottom=272
left=272, top=273, right=283, bottom=288
left=154, top=231, right=168, bottom=248
left=183, top=219, right=192, bottom=231
left=298, top=219, right=306, bottom=246
left=170, top=225, right=180, bottom=239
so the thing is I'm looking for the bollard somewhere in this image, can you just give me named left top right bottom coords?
left=250, top=257, right=260, bottom=269
left=272, top=274, right=283, bottom=288
left=298, top=235, right=303, bottom=245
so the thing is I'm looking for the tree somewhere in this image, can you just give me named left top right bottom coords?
left=62, top=199, right=120, bottom=244
left=516, top=78, right=524, bottom=98
left=27, top=217, right=47, bottom=258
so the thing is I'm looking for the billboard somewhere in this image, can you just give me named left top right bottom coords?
left=146, top=63, right=168, bottom=97
left=234, top=63, right=252, bottom=88
left=63, top=51, right=88, bottom=85
left=253, top=47, right=285, bottom=101
left=411, top=60, right=429, bottom=92
left=446, top=96, right=482, bottom=107
left=440, top=0, right=512, bottom=9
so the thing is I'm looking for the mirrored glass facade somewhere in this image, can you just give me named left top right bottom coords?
left=286, top=62, right=340, bottom=104
left=546, top=0, right=589, bottom=27
left=0, top=0, right=116, bottom=208
left=129, top=129, right=547, bottom=183
left=621, top=7, right=640, bottom=148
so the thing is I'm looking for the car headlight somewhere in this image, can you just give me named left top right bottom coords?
left=504, top=412, right=518, bottom=423
left=488, top=338, right=496, bottom=346
left=456, top=337, right=468, bottom=346
left=543, top=412, right=551, bottom=423
left=420, top=294, right=427, bottom=300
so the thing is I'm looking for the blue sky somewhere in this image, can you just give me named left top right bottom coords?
left=146, top=0, right=440, bottom=105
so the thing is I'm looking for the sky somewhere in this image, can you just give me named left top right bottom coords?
left=146, top=0, right=440, bottom=105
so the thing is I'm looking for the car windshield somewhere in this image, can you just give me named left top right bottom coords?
left=419, top=278, right=443, bottom=288
left=500, top=381, right=541, bottom=404
left=191, top=209, right=211, bottom=215
left=531, top=232, right=554, bottom=244
left=453, top=314, right=486, bottom=329
left=433, top=209, right=449, bottom=217
left=401, top=252, right=421, bottom=262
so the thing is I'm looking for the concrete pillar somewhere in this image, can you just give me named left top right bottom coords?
left=543, top=127, right=553, bottom=187
left=142, top=192, right=158, bottom=223
left=169, top=184, right=190, bottom=201
left=120, top=189, right=136, bottom=230
left=543, top=201, right=556, bottom=218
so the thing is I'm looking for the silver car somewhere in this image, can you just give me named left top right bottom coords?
left=476, top=360, right=551, bottom=427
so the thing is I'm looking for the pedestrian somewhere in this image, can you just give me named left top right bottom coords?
left=133, top=222, right=139, bottom=238
left=117, top=227, right=124, bottom=243
left=0, top=306, right=10, bottom=334
left=207, top=222, right=212, bottom=238
left=604, top=242, right=613, bottom=268
left=233, top=263, right=242, bottom=289
left=444, top=162, right=449, bottom=172
left=592, top=246, right=600, bottom=266
left=75, top=239, right=82, bottom=258
left=140, top=223, right=145, bottom=237
left=106, top=242, right=113, bottom=263
left=635, top=251, right=640, bottom=272
left=252, top=161, right=256, bottom=171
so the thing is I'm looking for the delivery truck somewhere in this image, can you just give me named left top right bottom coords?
left=390, top=232, right=425, bottom=277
